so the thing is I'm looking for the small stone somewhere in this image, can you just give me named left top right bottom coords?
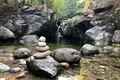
left=35, top=46, right=49, bottom=52
left=38, top=42, right=47, bottom=47
left=60, top=62, right=70, bottom=69
left=39, top=36, right=46, bottom=42
left=10, top=67, right=22, bottom=73
left=113, top=47, right=120, bottom=53
left=33, top=50, right=51, bottom=59
left=0, top=63, right=10, bottom=72
left=18, top=59, right=26, bottom=65
left=80, top=44, right=99, bottom=56
left=16, top=71, right=27, bottom=79
left=103, top=46, right=113, bottom=54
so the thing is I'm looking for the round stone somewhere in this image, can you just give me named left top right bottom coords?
left=38, top=42, right=47, bottom=47
left=113, top=47, right=120, bottom=53
left=39, top=36, right=46, bottom=42
left=33, top=50, right=52, bottom=59
left=35, top=46, right=49, bottom=52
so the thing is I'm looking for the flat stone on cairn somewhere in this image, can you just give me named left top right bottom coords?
left=33, top=36, right=51, bottom=59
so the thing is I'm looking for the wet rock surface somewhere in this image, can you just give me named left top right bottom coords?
left=26, top=56, right=59, bottom=78
left=76, top=46, right=120, bottom=80
left=80, top=44, right=99, bottom=56
left=52, top=48, right=81, bottom=63
left=14, top=48, right=31, bottom=59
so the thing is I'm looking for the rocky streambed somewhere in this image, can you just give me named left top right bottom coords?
left=0, top=43, right=81, bottom=80
left=0, top=43, right=119, bottom=80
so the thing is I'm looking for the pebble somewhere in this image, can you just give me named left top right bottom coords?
left=39, top=36, right=46, bottom=42
left=16, top=71, right=27, bottom=79
left=60, top=62, right=70, bottom=69
left=10, top=67, right=22, bottom=73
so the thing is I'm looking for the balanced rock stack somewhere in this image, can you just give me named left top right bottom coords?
left=33, top=36, right=51, bottom=59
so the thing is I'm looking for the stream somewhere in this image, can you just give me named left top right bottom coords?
left=0, top=43, right=81, bottom=80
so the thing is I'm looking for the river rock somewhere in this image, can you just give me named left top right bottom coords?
left=35, top=46, right=50, bottom=52
left=80, top=44, right=99, bottom=56
left=0, top=26, right=15, bottom=39
left=112, top=30, right=120, bottom=43
left=19, top=35, right=38, bottom=46
left=33, top=50, right=51, bottom=59
left=14, top=48, right=31, bottom=59
left=86, top=26, right=112, bottom=44
left=10, top=67, right=22, bottom=73
left=52, top=48, right=81, bottom=63
left=38, top=42, right=47, bottom=47
left=0, top=63, right=10, bottom=72
left=26, top=56, right=59, bottom=78
left=39, top=36, right=46, bottom=42
left=102, top=46, right=113, bottom=54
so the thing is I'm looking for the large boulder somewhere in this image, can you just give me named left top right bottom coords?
left=112, top=30, right=120, bottom=43
left=26, top=56, right=59, bottom=78
left=14, top=48, right=31, bottom=59
left=23, top=14, right=47, bottom=34
left=85, top=26, right=112, bottom=44
left=19, top=35, right=38, bottom=46
left=80, top=44, right=99, bottom=56
left=52, top=48, right=81, bottom=63
left=0, top=26, right=15, bottom=39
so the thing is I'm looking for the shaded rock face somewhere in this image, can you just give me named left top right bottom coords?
left=80, top=44, right=99, bottom=56
left=52, top=48, right=81, bottom=63
left=58, top=16, right=93, bottom=43
left=19, top=35, right=38, bottom=46
left=26, top=56, right=59, bottom=78
left=14, top=48, right=31, bottom=59
left=0, top=26, right=15, bottom=42
left=112, top=30, right=120, bottom=43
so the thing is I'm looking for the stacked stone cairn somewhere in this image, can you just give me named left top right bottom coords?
left=33, top=36, right=51, bottom=59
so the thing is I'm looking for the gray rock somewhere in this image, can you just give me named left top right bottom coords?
left=14, top=17, right=28, bottom=35
left=102, top=46, right=113, bottom=54
left=23, top=14, right=42, bottom=23
left=27, top=22, right=42, bottom=34
left=112, top=30, right=120, bottom=43
left=0, top=26, right=15, bottom=39
left=52, top=48, right=81, bottom=63
left=80, top=44, right=99, bottom=56
left=26, top=56, right=59, bottom=78
left=4, top=19, right=16, bottom=32
left=10, top=67, right=22, bottom=73
left=0, top=63, right=10, bottom=72
left=85, top=26, right=112, bottom=43
left=19, top=35, right=38, bottom=46
left=92, top=0, right=114, bottom=9
left=14, top=48, right=31, bottom=59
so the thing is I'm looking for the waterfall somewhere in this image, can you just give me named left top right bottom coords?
left=56, top=21, right=63, bottom=44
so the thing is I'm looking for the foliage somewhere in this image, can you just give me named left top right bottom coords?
left=51, top=0, right=65, bottom=18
